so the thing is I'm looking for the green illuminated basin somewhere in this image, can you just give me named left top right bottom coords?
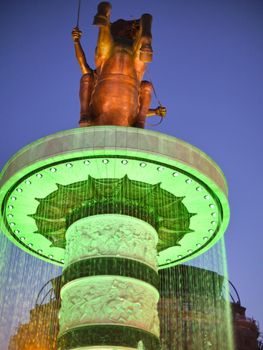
left=0, top=126, right=230, bottom=268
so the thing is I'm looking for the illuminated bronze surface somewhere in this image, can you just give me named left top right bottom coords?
left=72, top=1, right=166, bottom=127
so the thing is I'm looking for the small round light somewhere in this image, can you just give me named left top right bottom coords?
left=20, top=237, right=25, bottom=241
left=7, top=214, right=13, bottom=218
left=172, top=172, right=179, bottom=177
left=28, top=243, right=33, bottom=248
left=16, top=188, right=23, bottom=193
left=203, top=236, right=208, bottom=241
left=49, top=254, right=54, bottom=259
left=50, top=167, right=57, bottom=173
left=14, top=229, right=20, bottom=234
left=102, top=159, right=109, bottom=164
left=36, top=173, right=43, bottom=178
left=10, top=222, right=15, bottom=227
left=196, top=243, right=201, bottom=247
left=211, top=221, right=216, bottom=225
left=166, top=259, right=171, bottom=263
left=209, top=204, right=215, bottom=208
left=196, top=186, right=202, bottom=191
left=177, top=255, right=182, bottom=259
left=208, top=229, right=214, bottom=234
left=25, top=180, right=31, bottom=185
left=60, top=259, right=65, bottom=263
left=121, top=160, right=128, bottom=165
left=37, top=249, right=43, bottom=254
left=140, top=162, right=147, bottom=167
left=84, top=160, right=90, bottom=165
left=157, top=166, right=164, bottom=172
left=186, top=179, right=192, bottom=184
left=187, top=249, right=193, bottom=253
left=211, top=212, right=217, bottom=217
left=204, top=195, right=210, bottom=200
left=8, top=205, right=14, bottom=210
left=66, top=163, right=73, bottom=168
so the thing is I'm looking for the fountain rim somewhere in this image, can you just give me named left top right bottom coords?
left=0, top=126, right=230, bottom=267
left=0, top=126, right=228, bottom=194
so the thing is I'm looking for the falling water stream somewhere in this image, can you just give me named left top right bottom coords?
left=0, top=228, right=234, bottom=350
left=159, top=238, right=234, bottom=350
left=0, top=233, right=61, bottom=350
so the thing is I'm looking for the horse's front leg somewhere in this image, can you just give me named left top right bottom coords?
left=93, top=2, right=113, bottom=68
left=139, top=14, right=153, bottom=63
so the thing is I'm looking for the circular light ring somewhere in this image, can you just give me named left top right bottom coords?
left=0, top=127, right=230, bottom=268
left=1, top=156, right=223, bottom=267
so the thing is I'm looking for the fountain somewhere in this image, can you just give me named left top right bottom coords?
left=0, top=2, right=230, bottom=350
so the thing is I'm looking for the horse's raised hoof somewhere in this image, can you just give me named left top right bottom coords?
left=93, top=2, right=111, bottom=26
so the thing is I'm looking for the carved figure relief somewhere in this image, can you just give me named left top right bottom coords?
left=59, top=276, right=160, bottom=337
left=65, top=215, right=158, bottom=270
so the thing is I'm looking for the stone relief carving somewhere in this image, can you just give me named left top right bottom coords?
left=59, top=276, right=159, bottom=337
left=65, top=215, right=158, bottom=270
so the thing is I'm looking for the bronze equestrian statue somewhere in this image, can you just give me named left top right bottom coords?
left=72, top=1, right=166, bottom=128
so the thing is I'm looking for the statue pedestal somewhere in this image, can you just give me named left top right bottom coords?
left=58, top=214, right=160, bottom=350
left=0, top=126, right=230, bottom=350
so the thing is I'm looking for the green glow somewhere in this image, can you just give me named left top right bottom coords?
left=0, top=127, right=230, bottom=268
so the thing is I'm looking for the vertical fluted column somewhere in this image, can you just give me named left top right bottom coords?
left=58, top=214, right=160, bottom=350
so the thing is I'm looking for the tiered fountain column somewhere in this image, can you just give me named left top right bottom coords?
left=0, top=127, right=230, bottom=350
left=58, top=214, right=160, bottom=350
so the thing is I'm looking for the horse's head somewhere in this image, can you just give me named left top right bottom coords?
left=110, top=19, right=140, bottom=45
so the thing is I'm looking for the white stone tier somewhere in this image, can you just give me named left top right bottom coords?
left=59, top=214, right=160, bottom=349
left=65, top=214, right=159, bottom=271
left=59, top=275, right=160, bottom=337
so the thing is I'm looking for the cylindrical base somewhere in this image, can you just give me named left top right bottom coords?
left=58, top=215, right=160, bottom=350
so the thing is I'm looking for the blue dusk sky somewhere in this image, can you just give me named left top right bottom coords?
left=0, top=0, right=263, bottom=335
